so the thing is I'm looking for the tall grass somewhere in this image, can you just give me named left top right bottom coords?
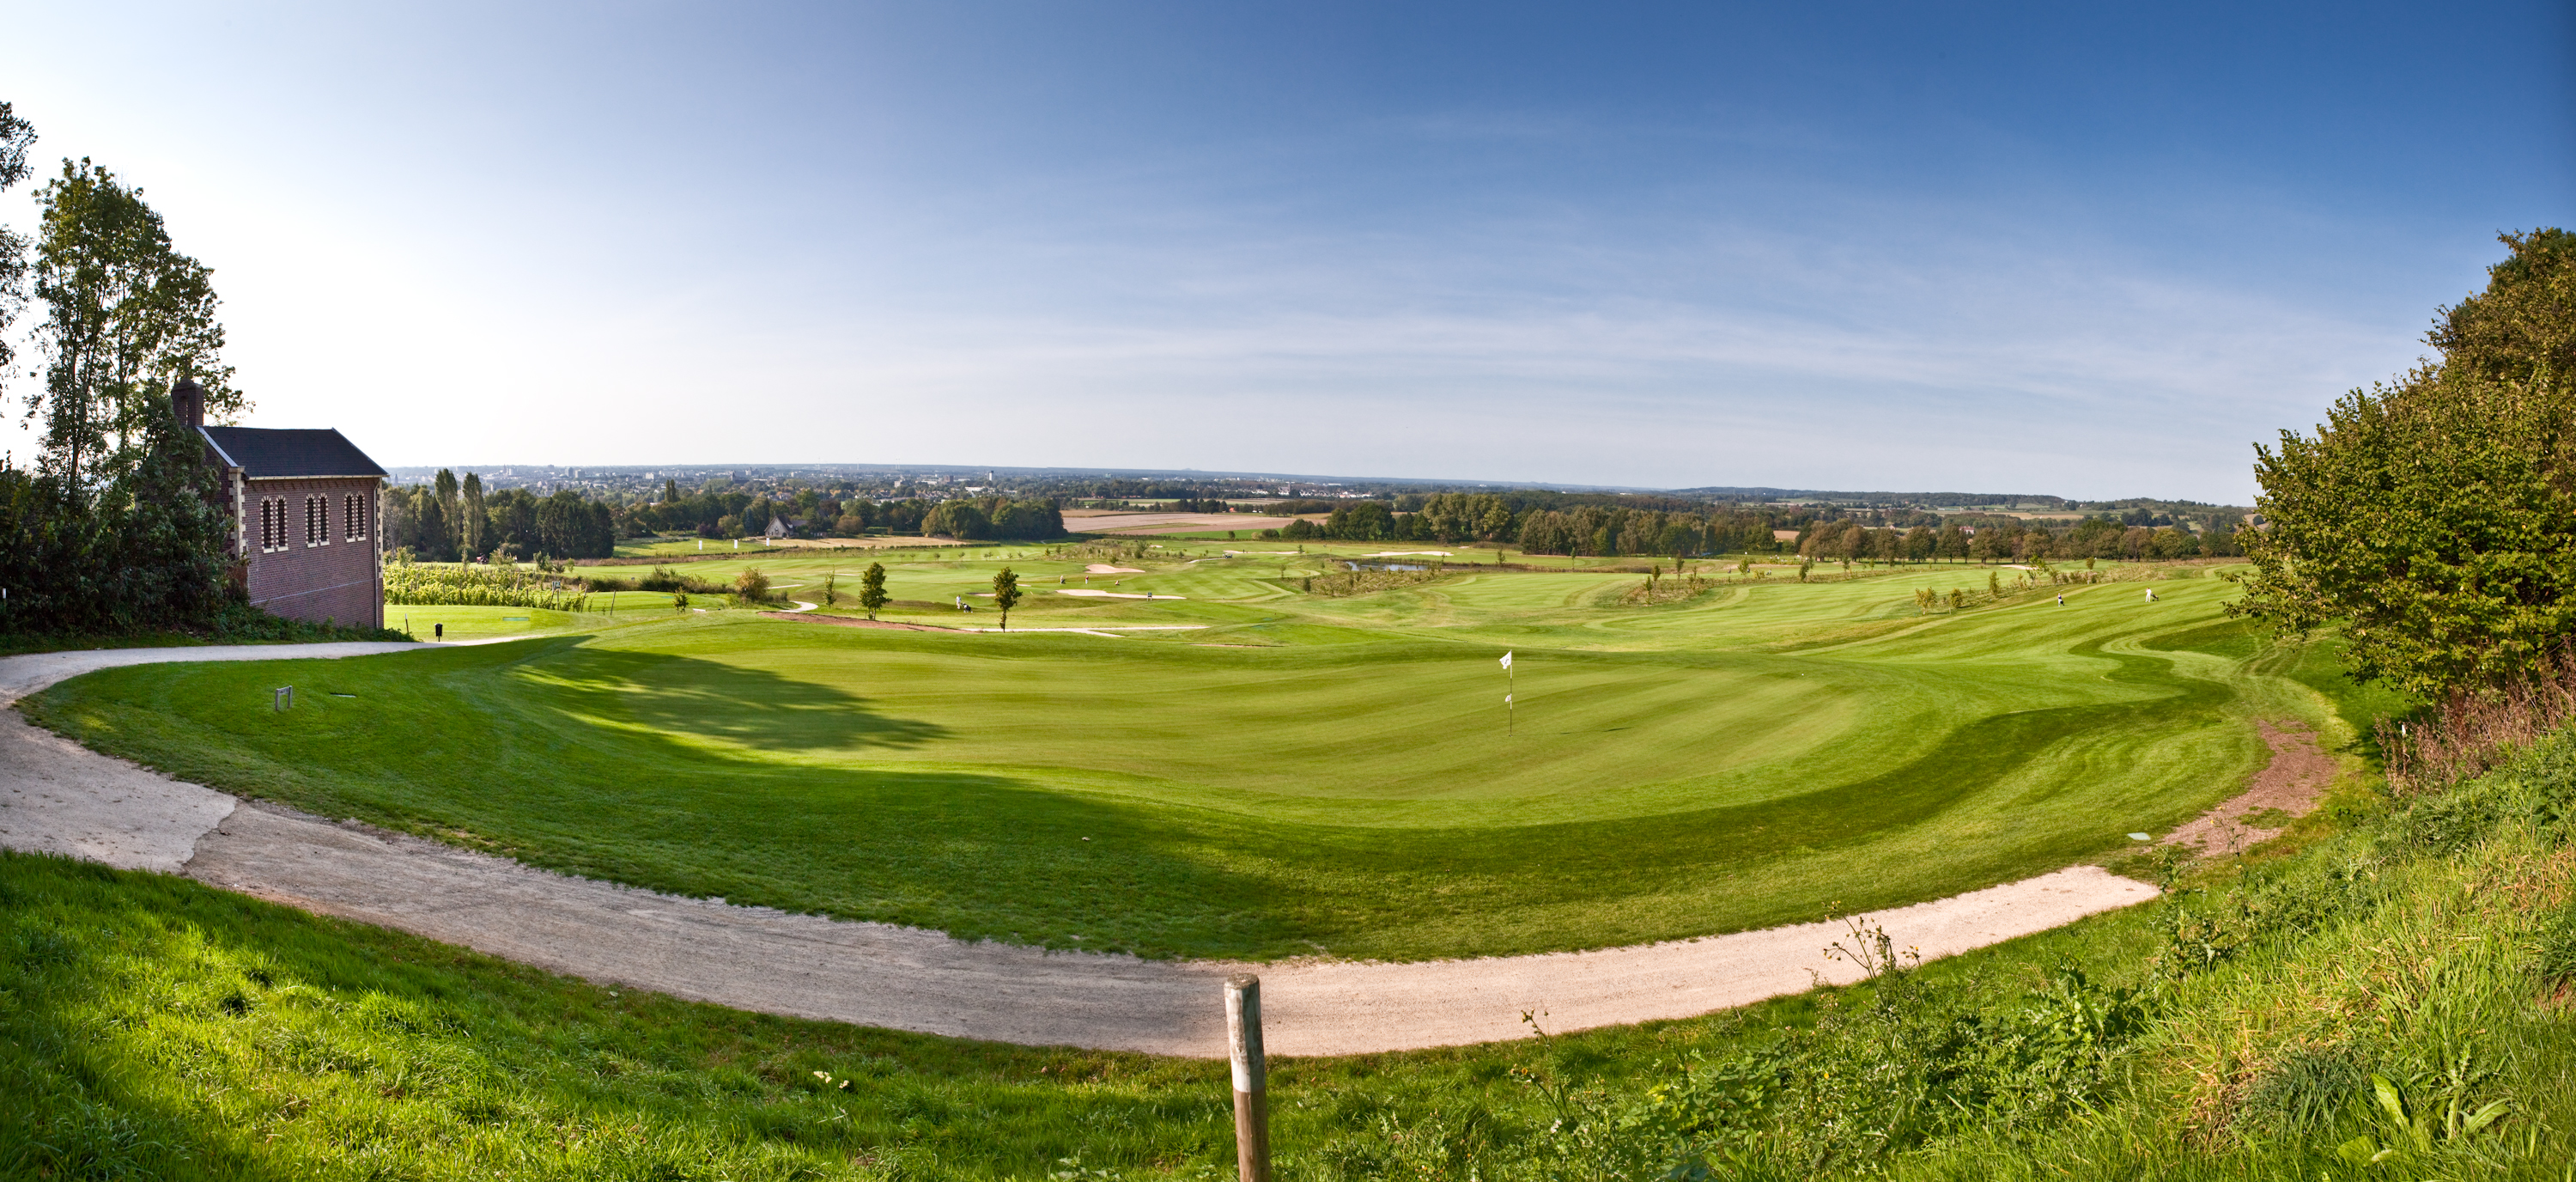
left=2378, top=647, right=2576, bottom=796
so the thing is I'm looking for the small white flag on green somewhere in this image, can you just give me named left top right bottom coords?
left=1499, top=651, right=1513, bottom=669
left=1505, top=693, right=1513, bottom=704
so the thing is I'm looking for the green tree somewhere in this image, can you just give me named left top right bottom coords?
left=433, top=469, right=461, bottom=558
left=460, top=472, right=486, bottom=559
left=924, top=500, right=991, bottom=539
left=1324, top=501, right=1394, bottom=540
left=2234, top=228, right=2576, bottom=696
left=820, top=570, right=838, bottom=607
left=734, top=566, right=769, bottom=603
left=859, top=561, right=889, bottom=620
left=0, top=103, right=33, bottom=405
left=0, top=134, right=236, bottom=635
left=991, top=566, right=1022, bottom=630
left=27, top=159, right=241, bottom=497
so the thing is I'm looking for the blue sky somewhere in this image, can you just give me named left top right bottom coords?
left=4, top=2, right=2568, bottom=500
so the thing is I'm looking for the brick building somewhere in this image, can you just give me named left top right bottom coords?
left=175, top=379, right=389, bottom=629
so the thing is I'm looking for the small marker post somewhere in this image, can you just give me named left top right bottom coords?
left=1224, top=975, right=1271, bottom=1182
left=1500, top=650, right=1515, bottom=736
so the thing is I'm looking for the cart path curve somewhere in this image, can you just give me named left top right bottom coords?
left=0, top=643, right=2160, bottom=1058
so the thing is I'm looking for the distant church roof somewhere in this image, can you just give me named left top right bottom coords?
left=198, top=426, right=389, bottom=480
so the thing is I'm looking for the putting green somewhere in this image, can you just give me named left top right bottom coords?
left=30, top=558, right=2354, bottom=961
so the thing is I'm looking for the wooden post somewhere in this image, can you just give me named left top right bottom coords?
left=1225, top=974, right=1271, bottom=1182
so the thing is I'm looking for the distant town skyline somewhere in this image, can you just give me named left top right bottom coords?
left=4, top=1, right=2568, bottom=502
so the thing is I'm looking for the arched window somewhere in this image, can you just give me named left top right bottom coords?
left=305, top=496, right=329, bottom=546
left=344, top=493, right=368, bottom=541
left=259, top=497, right=288, bottom=551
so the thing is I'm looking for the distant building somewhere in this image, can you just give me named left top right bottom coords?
left=765, top=516, right=789, bottom=539
left=176, top=379, right=389, bottom=629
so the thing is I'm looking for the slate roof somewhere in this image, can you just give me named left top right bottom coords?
left=198, top=426, right=389, bottom=480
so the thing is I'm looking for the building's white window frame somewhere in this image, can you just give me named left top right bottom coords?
left=259, top=496, right=289, bottom=552
left=304, top=495, right=330, bottom=548
left=343, top=492, right=368, bottom=542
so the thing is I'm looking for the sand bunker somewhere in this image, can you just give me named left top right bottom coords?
left=1054, top=589, right=1185, bottom=600
left=1084, top=564, right=1146, bottom=574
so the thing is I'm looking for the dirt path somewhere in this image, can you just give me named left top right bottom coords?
left=2, top=643, right=2159, bottom=1058
left=2161, top=720, right=2338, bottom=855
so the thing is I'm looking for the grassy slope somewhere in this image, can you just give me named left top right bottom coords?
left=9, top=725, right=2573, bottom=1179
left=29, top=561, right=2321, bottom=961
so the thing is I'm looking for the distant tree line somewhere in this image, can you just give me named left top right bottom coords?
left=384, top=471, right=616, bottom=562
left=1247, top=491, right=2250, bottom=561
left=635, top=484, right=1064, bottom=541
left=1780, top=515, right=2244, bottom=567
left=920, top=497, right=1064, bottom=541
left=385, top=476, right=1074, bottom=559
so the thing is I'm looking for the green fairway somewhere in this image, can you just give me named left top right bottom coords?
left=29, top=557, right=2355, bottom=961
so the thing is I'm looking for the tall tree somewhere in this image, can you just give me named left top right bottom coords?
left=0, top=143, right=237, bottom=634
left=26, top=160, right=241, bottom=498
left=460, top=472, right=486, bottom=558
left=859, top=562, right=889, bottom=620
left=2234, top=229, right=2576, bottom=696
left=991, top=566, right=1022, bottom=630
left=0, top=103, right=34, bottom=407
left=433, top=469, right=460, bottom=558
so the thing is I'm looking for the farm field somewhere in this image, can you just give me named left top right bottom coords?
left=29, top=553, right=2373, bottom=963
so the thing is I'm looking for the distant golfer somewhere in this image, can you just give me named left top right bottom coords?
left=2056, top=594, right=2063, bottom=606
left=2145, top=588, right=2158, bottom=603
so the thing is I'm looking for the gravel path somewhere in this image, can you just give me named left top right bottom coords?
left=1, top=643, right=2160, bottom=1057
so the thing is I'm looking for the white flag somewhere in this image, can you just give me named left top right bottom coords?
left=1499, top=651, right=1513, bottom=669
left=1505, top=693, right=1513, bottom=704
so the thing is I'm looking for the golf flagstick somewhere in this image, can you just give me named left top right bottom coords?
left=1501, top=650, right=1514, bottom=735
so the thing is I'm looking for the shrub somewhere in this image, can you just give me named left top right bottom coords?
left=384, top=561, right=587, bottom=610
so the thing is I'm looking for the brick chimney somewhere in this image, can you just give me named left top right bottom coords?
left=171, top=377, right=204, bottom=431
